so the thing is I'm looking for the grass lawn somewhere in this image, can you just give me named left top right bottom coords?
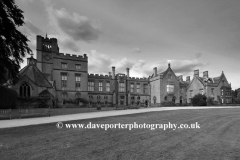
left=0, top=108, right=240, bottom=159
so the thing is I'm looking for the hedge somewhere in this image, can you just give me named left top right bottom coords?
left=0, top=86, right=18, bottom=109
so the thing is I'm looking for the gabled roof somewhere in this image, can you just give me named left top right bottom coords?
left=39, top=89, right=53, bottom=97
left=20, top=65, right=52, bottom=88
left=212, top=76, right=221, bottom=83
left=186, top=76, right=205, bottom=90
left=159, top=65, right=179, bottom=80
left=187, top=71, right=231, bottom=89
left=179, top=80, right=190, bottom=86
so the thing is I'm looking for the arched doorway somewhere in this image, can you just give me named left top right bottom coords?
left=180, top=96, right=182, bottom=104
left=137, top=101, right=140, bottom=106
left=153, top=96, right=156, bottom=104
left=172, top=96, right=176, bottom=103
left=105, top=101, right=108, bottom=107
left=145, top=100, right=148, bottom=107
left=89, top=101, right=92, bottom=107
left=131, top=101, right=134, bottom=105
left=164, top=96, right=167, bottom=101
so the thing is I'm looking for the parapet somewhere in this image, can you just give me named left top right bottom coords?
left=129, top=77, right=149, bottom=81
left=53, top=52, right=88, bottom=61
left=88, top=73, right=112, bottom=79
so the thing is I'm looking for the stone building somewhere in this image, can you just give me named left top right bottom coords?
left=149, top=64, right=190, bottom=105
left=187, top=70, right=232, bottom=104
left=12, top=35, right=232, bottom=107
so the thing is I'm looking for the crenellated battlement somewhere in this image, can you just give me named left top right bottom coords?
left=88, top=73, right=112, bottom=79
left=53, top=52, right=88, bottom=61
left=37, top=35, right=59, bottom=53
left=129, top=77, right=148, bottom=81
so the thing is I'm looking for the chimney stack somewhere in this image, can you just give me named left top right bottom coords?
left=112, top=66, right=115, bottom=79
left=194, top=69, right=199, bottom=77
left=153, top=67, right=157, bottom=77
left=203, top=71, right=208, bottom=78
left=126, top=68, right=129, bottom=78
left=109, top=72, right=111, bottom=76
left=179, top=75, right=183, bottom=81
left=186, top=76, right=190, bottom=82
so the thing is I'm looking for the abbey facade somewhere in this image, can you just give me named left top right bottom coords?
left=12, top=35, right=232, bottom=107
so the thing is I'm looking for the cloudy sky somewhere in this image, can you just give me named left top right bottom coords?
left=17, top=0, right=240, bottom=89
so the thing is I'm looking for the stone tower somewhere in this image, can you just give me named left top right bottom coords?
left=36, top=35, right=59, bottom=81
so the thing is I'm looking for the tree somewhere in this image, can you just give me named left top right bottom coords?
left=0, top=86, right=18, bottom=109
left=192, top=94, right=207, bottom=106
left=0, top=0, right=31, bottom=85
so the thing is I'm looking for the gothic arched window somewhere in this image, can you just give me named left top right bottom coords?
left=19, top=83, right=31, bottom=97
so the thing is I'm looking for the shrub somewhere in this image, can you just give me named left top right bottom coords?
left=206, top=97, right=214, bottom=106
left=17, top=96, right=51, bottom=108
left=232, top=98, right=240, bottom=104
left=75, top=98, right=89, bottom=105
left=0, top=86, right=18, bottom=109
left=97, top=105, right=101, bottom=110
left=64, top=99, right=75, bottom=104
left=192, top=94, right=207, bottom=106
left=37, top=96, right=51, bottom=108
left=160, top=101, right=176, bottom=107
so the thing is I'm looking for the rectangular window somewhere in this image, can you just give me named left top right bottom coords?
left=167, top=84, right=174, bottom=94
left=88, top=81, right=94, bottom=91
left=119, top=82, right=125, bottom=92
left=131, top=83, right=134, bottom=93
left=226, top=90, right=231, bottom=96
left=61, top=63, right=67, bottom=69
left=211, top=88, right=214, bottom=97
left=181, top=88, right=185, bottom=94
left=137, top=84, right=140, bottom=93
left=190, top=90, right=193, bottom=98
left=120, top=96, right=125, bottom=99
left=106, top=82, right=110, bottom=92
left=61, top=74, right=67, bottom=88
left=199, top=89, right=204, bottom=95
left=75, top=75, right=81, bottom=91
left=61, top=92, right=67, bottom=98
left=76, top=64, right=81, bottom=70
left=99, top=82, right=103, bottom=92
left=143, top=84, right=148, bottom=94
left=221, top=89, right=224, bottom=96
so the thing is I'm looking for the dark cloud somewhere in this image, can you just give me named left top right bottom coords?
left=195, top=52, right=202, bottom=59
left=133, top=48, right=142, bottom=53
left=151, top=59, right=207, bottom=76
left=52, top=8, right=101, bottom=42
left=61, top=40, right=80, bottom=52
left=24, top=20, right=42, bottom=35
left=88, top=50, right=113, bottom=74
left=115, top=58, right=135, bottom=73
left=58, top=19, right=101, bottom=42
